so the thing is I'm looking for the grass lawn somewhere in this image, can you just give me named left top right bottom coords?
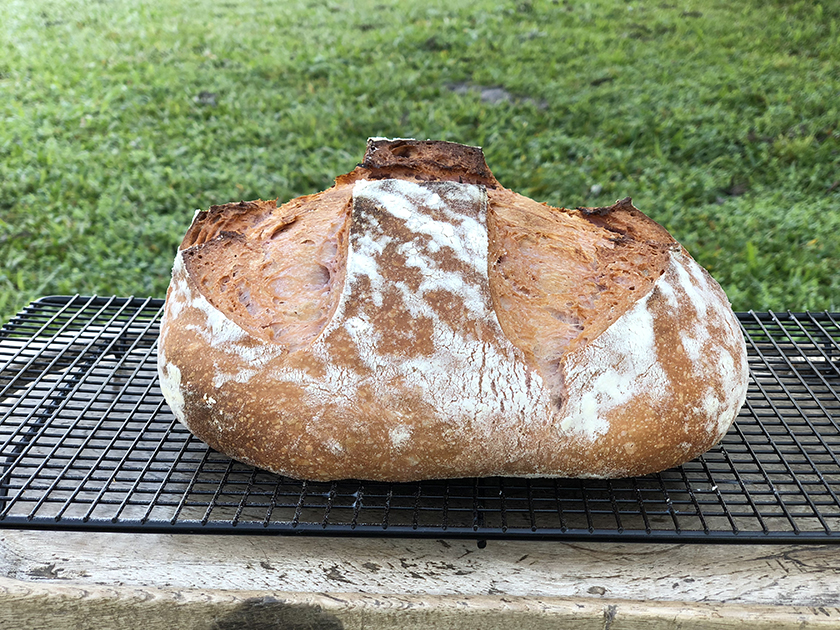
left=1, top=0, right=838, bottom=323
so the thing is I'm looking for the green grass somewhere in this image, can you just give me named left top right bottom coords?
left=1, top=0, right=839, bottom=322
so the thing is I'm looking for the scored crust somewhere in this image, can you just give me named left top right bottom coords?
left=158, top=139, right=749, bottom=481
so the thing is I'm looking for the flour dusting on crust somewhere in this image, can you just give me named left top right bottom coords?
left=272, top=179, right=552, bottom=440
left=663, top=250, right=749, bottom=440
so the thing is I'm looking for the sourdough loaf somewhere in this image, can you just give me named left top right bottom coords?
left=157, top=139, right=749, bottom=481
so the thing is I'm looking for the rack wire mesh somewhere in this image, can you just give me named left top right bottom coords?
left=1, top=296, right=839, bottom=542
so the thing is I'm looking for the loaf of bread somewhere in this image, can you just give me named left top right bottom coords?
left=157, top=138, right=749, bottom=481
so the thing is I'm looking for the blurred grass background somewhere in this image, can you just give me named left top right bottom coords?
left=1, top=0, right=838, bottom=322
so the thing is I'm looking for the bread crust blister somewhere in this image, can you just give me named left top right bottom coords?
left=158, top=139, right=749, bottom=481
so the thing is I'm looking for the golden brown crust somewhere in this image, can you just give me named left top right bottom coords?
left=158, top=139, right=749, bottom=481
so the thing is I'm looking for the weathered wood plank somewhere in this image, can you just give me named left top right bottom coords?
left=1, top=577, right=839, bottom=630
left=2, top=531, right=839, bottom=607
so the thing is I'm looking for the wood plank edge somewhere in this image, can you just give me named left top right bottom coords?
left=1, top=576, right=838, bottom=629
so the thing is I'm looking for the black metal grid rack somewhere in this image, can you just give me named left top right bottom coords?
left=1, top=295, right=839, bottom=542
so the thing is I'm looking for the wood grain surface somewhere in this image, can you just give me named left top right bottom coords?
left=1, top=531, right=839, bottom=629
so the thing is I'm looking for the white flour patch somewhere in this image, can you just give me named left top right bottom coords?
left=325, top=437, right=345, bottom=455
left=158, top=357, right=186, bottom=422
left=353, top=178, right=488, bottom=275
left=668, top=249, right=748, bottom=440
left=703, top=389, right=721, bottom=418
left=671, top=251, right=721, bottom=376
left=713, top=347, right=747, bottom=438
left=187, top=291, right=248, bottom=348
left=346, top=232, right=390, bottom=307
left=717, top=346, right=738, bottom=388
left=343, top=314, right=386, bottom=373
left=656, top=277, right=679, bottom=309
left=166, top=253, right=189, bottom=319
left=390, top=425, right=412, bottom=449
left=673, top=251, right=709, bottom=318
left=680, top=331, right=704, bottom=363
left=168, top=251, right=248, bottom=350
left=213, top=366, right=259, bottom=389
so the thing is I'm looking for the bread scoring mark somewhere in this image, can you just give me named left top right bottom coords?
left=560, top=287, right=669, bottom=440
left=167, top=249, right=287, bottom=389
left=271, top=179, right=553, bottom=437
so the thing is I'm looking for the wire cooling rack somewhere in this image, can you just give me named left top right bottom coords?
left=1, top=296, right=839, bottom=542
